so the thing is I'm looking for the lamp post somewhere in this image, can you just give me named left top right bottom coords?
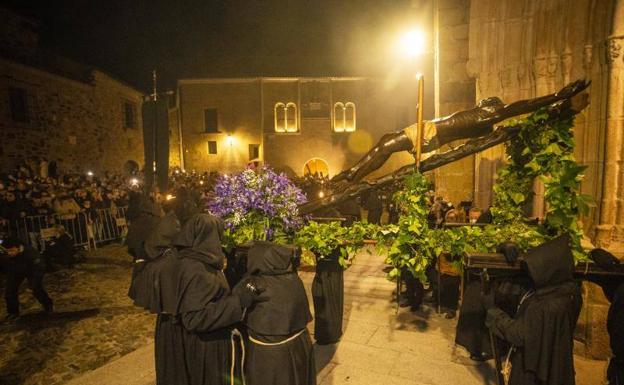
left=415, top=73, right=425, bottom=169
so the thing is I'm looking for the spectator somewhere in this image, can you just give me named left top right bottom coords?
left=1, top=236, right=53, bottom=321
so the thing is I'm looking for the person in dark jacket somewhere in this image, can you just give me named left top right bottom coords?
left=1, top=237, right=53, bottom=321
left=362, top=191, right=382, bottom=225
left=483, top=234, right=582, bottom=385
left=243, top=241, right=316, bottom=385
left=130, top=213, right=264, bottom=385
left=587, top=248, right=624, bottom=385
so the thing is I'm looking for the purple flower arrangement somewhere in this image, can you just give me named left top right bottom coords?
left=209, top=166, right=307, bottom=247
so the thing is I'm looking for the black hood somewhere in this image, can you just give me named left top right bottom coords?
left=244, top=241, right=312, bottom=337
left=522, top=233, right=574, bottom=289
left=175, top=213, right=225, bottom=270
left=138, top=195, right=161, bottom=217
left=144, top=211, right=181, bottom=260
left=247, top=241, right=298, bottom=275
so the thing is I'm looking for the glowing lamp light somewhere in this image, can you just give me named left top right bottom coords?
left=226, top=134, right=234, bottom=147
left=199, top=180, right=204, bottom=186
left=398, top=29, right=426, bottom=58
left=318, top=191, right=325, bottom=198
left=130, top=178, right=139, bottom=186
left=86, top=171, right=94, bottom=176
left=165, top=194, right=175, bottom=201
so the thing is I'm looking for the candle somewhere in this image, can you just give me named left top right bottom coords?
left=415, top=74, right=425, bottom=169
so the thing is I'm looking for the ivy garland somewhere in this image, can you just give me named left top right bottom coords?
left=491, top=109, right=592, bottom=261
left=374, top=172, right=438, bottom=282
left=373, top=108, right=591, bottom=282
left=295, top=221, right=375, bottom=268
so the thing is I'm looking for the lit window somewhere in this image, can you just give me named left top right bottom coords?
left=274, top=102, right=298, bottom=133
left=333, top=102, right=356, bottom=132
left=207, top=141, right=217, bottom=155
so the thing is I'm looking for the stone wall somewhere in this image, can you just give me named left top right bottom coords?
left=464, top=0, right=623, bottom=360
left=432, top=0, right=476, bottom=206
left=466, top=0, right=617, bottom=240
left=177, top=79, right=263, bottom=174
left=0, top=58, right=144, bottom=175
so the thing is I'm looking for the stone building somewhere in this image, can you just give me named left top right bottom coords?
left=174, top=77, right=424, bottom=180
left=0, top=7, right=145, bottom=175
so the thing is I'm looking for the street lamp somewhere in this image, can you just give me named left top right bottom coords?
left=226, top=134, right=234, bottom=147
left=397, top=29, right=426, bottom=58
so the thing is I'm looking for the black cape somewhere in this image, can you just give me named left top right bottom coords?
left=244, top=241, right=316, bottom=385
left=455, top=276, right=530, bottom=358
left=127, top=211, right=180, bottom=307
left=587, top=259, right=624, bottom=385
left=126, top=196, right=161, bottom=259
left=312, top=250, right=344, bottom=344
left=150, top=214, right=244, bottom=385
left=485, top=234, right=582, bottom=385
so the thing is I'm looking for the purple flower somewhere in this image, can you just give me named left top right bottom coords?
left=208, top=166, right=307, bottom=241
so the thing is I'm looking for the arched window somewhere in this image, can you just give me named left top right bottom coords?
left=303, top=158, right=330, bottom=178
left=274, top=102, right=298, bottom=133
left=333, top=102, right=356, bottom=132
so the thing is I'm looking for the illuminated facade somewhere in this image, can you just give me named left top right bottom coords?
left=174, top=77, right=422, bottom=178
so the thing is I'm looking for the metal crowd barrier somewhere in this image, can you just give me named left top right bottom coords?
left=1, top=206, right=129, bottom=251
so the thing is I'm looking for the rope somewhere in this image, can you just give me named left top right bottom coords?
left=501, top=290, right=535, bottom=383
left=248, top=329, right=305, bottom=346
left=230, top=328, right=246, bottom=385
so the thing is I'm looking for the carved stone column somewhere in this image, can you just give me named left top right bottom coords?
left=596, top=1, right=624, bottom=251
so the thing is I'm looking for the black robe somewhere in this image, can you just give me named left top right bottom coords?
left=312, top=250, right=344, bottom=344
left=127, top=211, right=180, bottom=305
left=588, top=272, right=624, bottom=385
left=131, top=213, right=244, bottom=385
left=485, top=234, right=582, bottom=385
left=244, top=241, right=316, bottom=385
left=126, top=196, right=161, bottom=260
left=455, top=276, right=530, bottom=358
left=607, top=283, right=624, bottom=385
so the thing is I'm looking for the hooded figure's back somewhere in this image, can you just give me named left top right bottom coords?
left=245, top=241, right=312, bottom=339
left=486, top=234, right=582, bottom=385
left=243, top=241, right=316, bottom=385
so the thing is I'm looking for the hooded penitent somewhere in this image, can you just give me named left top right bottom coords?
left=153, top=213, right=245, bottom=385
left=244, top=241, right=316, bottom=385
left=175, top=213, right=225, bottom=270
left=486, top=233, right=582, bottom=385
left=128, top=211, right=181, bottom=309
left=245, top=241, right=312, bottom=338
left=126, top=195, right=162, bottom=256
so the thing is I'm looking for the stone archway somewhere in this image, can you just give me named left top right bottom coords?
left=303, top=158, right=330, bottom=178
left=123, top=160, right=140, bottom=175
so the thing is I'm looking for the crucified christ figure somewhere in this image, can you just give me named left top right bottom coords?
left=331, top=79, right=590, bottom=185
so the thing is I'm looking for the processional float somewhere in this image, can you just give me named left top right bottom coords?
left=299, top=79, right=591, bottom=215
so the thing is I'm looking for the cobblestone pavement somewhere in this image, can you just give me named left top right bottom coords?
left=0, top=245, right=155, bottom=385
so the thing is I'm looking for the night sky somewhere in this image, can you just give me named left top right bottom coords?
left=2, top=0, right=431, bottom=92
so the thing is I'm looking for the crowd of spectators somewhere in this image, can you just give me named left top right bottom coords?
left=0, top=161, right=136, bottom=226
left=0, top=162, right=227, bottom=229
